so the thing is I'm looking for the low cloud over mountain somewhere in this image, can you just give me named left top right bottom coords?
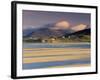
left=23, top=20, right=89, bottom=38
left=71, top=24, right=87, bottom=31
left=50, top=20, right=70, bottom=30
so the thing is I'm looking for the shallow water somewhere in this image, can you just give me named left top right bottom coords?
left=23, top=58, right=90, bottom=69
left=23, top=43, right=90, bottom=48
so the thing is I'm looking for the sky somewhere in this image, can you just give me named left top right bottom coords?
left=22, top=10, right=91, bottom=29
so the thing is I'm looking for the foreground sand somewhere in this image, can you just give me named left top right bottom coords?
left=23, top=48, right=90, bottom=67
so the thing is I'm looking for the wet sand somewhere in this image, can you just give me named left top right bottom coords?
left=23, top=48, right=90, bottom=68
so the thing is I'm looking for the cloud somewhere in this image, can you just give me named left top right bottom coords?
left=71, top=24, right=87, bottom=31
left=51, top=20, right=70, bottom=30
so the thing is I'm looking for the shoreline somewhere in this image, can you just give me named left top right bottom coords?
left=23, top=42, right=90, bottom=44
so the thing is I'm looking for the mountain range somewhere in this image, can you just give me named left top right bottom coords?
left=23, top=20, right=90, bottom=38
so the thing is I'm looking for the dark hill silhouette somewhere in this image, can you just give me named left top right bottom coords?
left=65, top=28, right=90, bottom=37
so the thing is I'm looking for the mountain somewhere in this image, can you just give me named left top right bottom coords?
left=23, top=20, right=72, bottom=38
left=23, top=27, right=72, bottom=38
left=23, top=28, right=35, bottom=37
left=23, top=20, right=88, bottom=38
left=65, top=28, right=90, bottom=37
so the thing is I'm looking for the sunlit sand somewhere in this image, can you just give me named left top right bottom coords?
left=23, top=48, right=90, bottom=67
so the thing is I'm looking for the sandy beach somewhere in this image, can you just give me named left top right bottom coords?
left=23, top=48, right=90, bottom=68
